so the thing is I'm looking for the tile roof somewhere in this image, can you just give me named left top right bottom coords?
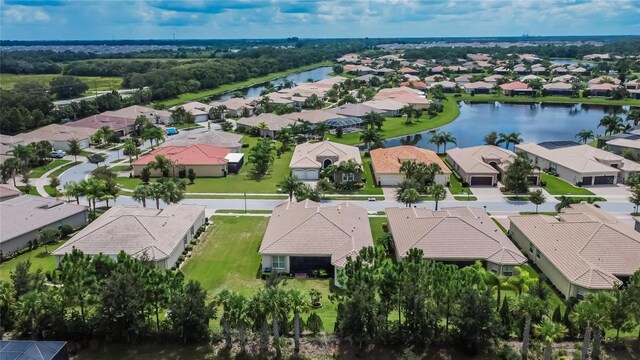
left=283, top=109, right=345, bottom=124
left=0, top=184, right=21, bottom=200
left=68, top=114, right=134, bottom=132
left=362, top=99, right=406, bottom=111
left=1, top=195, right=87, bottom=243
left=259, top=201, right=373, bottom=268
left=235, top=113, right=297, bottom=131
left=543, top=82, right=573, bottom=90
left=606, top=137, right=640, bottom=150
left=210, top=98, right=255, bottom=112
left=134, top=144, right=230, bottom=166
left=587, top=76, right=621, bottom=85
left=290, top=141, right=362, bottom=169
left=386, top=206, right=526, bottom=265
left=509, top=204, right=640, bottom=289
left=447, top=145, right=516, bottom=174
left=500, top=81, right=531, bottom=91
left=170, top=101, right=211, bottom=116
left=326, top=103, right=384, bottom=118
left=161, top=130, right=243, bottom=149
left=53, top=204, right=205, bottom=261
left=370, top=146, right=450, bottom=175
left=16, top=124, right=98, bottom=143
left=516, top=142, right=640, bottom=174
left=462, top=81, right=494, bottom=90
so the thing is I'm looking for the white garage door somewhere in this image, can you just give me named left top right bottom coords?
left=292, top=169, right=319, bottom=180
left=378, top=174, right=405, bottom=186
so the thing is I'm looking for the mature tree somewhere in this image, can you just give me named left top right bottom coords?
left=627, top=108, right=640, bottom=127
left=428, top=184, right=447, bottom=210
left=497, top=132, right=524, bottom=150
left=575, top=129, right=595, bottom=144
left=529, top=189, right=546, bottom=213
left=452, top=287, right=501, bottom=355
left=250, top=289, right=271, bottom=353
left=609, top=284, right=634, bottom=341
left=157, top=177, right=186, bottom=206
left=142, top=126, right=165, bottom=148
left=398, top=187, right=421, bottom=207
left=228, top=292, right=250, bottom=353
left=483, top=131, right=499, bottom=146
left=149, top=155, right=173, bottom=177
left=50, top=76, right=89, bottom=99
left=63, top=181, right=84, bottom=205
left=517, top=293, right=546, bottom=360
left=248, top=138, right=276, bottom=177
left=400, top=160, right=419, bottom=179
left=37, top=228, right=60, bottom=254
left=484, top=271, right=508, bottom=311
left=11, top=144, right=34, bottom=170
left=533, top=316, right=568, bottom=360
left=87, top=153, right=108, bottom=168
left=140, top=166, right=151, bottom=184
left=555, top=195, right=575, bottom=213
left=289, top=289, right=309, bottom=353
left=56, top=249, right=98, bottom=327
left=363, top=111, right=384, bottom=130
left=598, top=114, right=625, bottom=135
left=503, top=154, right=534, bottom=198
left=360, top=128, right=383, bottom=150
left=131, top=184, right=152, bottom=208
left=279, top=174, right=302, bottom=201
left=122, top=139, right=140, bottom=166
left=630, top=185, right=640, bottom=214
left=67, top=138, right=82, bottom=162
left=83, top=178, right=107, bottom=212
left=187, top=168, right=196, bottom=184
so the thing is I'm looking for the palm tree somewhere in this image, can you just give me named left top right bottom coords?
left=11, top=144, right=33, bottom=171
left=555, top=195, right=574, bottom=212
left=598, top=114, right=623, bottom=135
left=278, top=175, right=301, bottom=201
left=64, top=181, right=85, bottom=205
left=517, top=293, right=546, bottom=360
left=485, top=272, right=508, bottom=310
left=400, top=160, right=419, bottom=180
left=440, top=132, right=457, bottom=153
left=575, top=129, right=595, bottom=144
left=534, top=316, right=568, bottom=360
left=626, top=108, right=640, bottom=127
left=122, top=139, right=139, bottom=166
left=401, top=104, right=417, bottom=124
left=67, top=138, right=82, bottom=162
left=149, top=182, right=164, bottom=209
left=149, top=155, right=173, bottom=177
left=228, top=292, right=250, bottom=353
left=508, top=266, right=535, bottom=296
left=265, top=287, right=289, bottom=358
left=497, top=132, right=524, bottom=150
left=315, top=122, right=330, bottom=139
left=250, top=289, right=271, bottom=353
left=257, top=97, right=272, bottom=113
left=583, top=292, right=613, bottom=360
left=428, top=184, right=447, bottom=210
left=132, top=184, right=153, bottom=207
left=3, top=158, right=21, bottom=187
left=37, top=228, right=60, bottom=254
left=398, top=187, right=420, bottom=207
left=289, top=289, right=309, bottom=353
left=363, top=111, right=384, bottom=130
left=428, top=132, right=445, bottom=153
left=484, top=131, right=499, bottom=146
left=83, top=178, right=106, bottom=212
left=360, top=128, right=382, bottom=150
left=215, top=289, right=234, bottom=349
left=571, top=298, right=596, bottom=360
left=158, top=178, right=185, bottom=206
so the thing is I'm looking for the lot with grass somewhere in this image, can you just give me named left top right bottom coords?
left=48, top=161, right=82, bottom=178
left=181, top=215, right=338, bottom=332
left=29, top=159, right=70, bottom=178
left=368, top=216, right=388, bottom=242
left=0, top=240, right=67, bottom=282
left=0, top=73, right=123, bottom=95
left=458, top=93, right=640, bottom=106
left=541, top=173, right=594, bottom=195
left=328, top=97, right=460, bottom=146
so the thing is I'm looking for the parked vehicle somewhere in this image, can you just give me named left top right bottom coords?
left=50, top=150, right=66, bottom=158
left=166, top=127, right=179, bottom=136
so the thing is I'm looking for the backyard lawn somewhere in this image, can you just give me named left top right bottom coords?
left=0, top=240, right=67, bottom=282
left=458, top=92, right=640, bottom=106
left=182, top=215, right=338, bottom=332
left=30, top=159, right=70, bottom=178
left=328, top=97, right=460, bottom=145
left=541, top=173, right=594, bottom=195
left=0, top=73, right=123, bottom=94
left=368, top=216, right=388, bottom=242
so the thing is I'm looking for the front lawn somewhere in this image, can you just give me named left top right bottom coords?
left=0, top=240, right=67, bottom=282
left=30, top=159, right=70, bottom=178
left=328, top=96, right=460, bottom=145
left=48, top=161, right=81, bottom=178
left=368, top=216, right=388, bottom=242
left=448, top=173, right=473, bottom=196
left=328, top=157, right=383, bottom=195
left=541, top=173, right=594, bottom=195
left=182, top=216, right=337, bottom=332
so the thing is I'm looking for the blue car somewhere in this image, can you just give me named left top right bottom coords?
left=166, top=127, right=179, bottom=136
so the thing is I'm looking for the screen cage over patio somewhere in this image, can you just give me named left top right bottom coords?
left=325, top=117, right=363, bottom=129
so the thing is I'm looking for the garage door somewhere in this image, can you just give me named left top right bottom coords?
left=470, top=176, right=493, bottom=186
left=593, top=175, right=614, bottom=185
left=582, top=176, right=593, bottom=186
left=305, top=169, right=319, bottom=180
left=379, top=175, right=405, bottom=186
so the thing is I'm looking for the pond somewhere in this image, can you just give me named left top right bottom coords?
left=384, top=101, right=629, bottom=151
left=213, top=66, right=334, bottom=101
left=549, top=58, right=596, bottom=67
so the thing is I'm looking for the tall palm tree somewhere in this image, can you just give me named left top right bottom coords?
left=497, top=132, right=524, bottom=150
left=584, top=292, right=613, bottom=360
left=83, top=178, right=106, bottom=212
left=598, top=114, right=623, bottom=135
left=122, top=139, right=139, bottom=166
left=132, top=184, right=153, bottom=207
left=363, top=111, right=384, bottom=130
left=288, top=289, right=309, bottom=353
left=158, top=178, right=185, bottom=206
left=517, top=293, right=546, bottom=360
left=215, top=289, right=234, bottom=349
left=575, top=129, right=595, bottom=144
left=508, top=266, right=535, bottom=296
left=534, top=316, right=568, bottom=360
left=149, top=182, right=164, bottom=209
left=250, top=289, right=271, bottom=353
left=67, top=138, right=82, bottom=162
left=3, top=158, right=21, bottom=187
left=37, top=228, right=60, bottom=254
left=428, top=132, right=445, bottom=153
left=266, top=287, right=289, bottom=358
left=401, top=104, right=417, bottom=124
left=571, top=298, right=596, bottom=360
left=360, top=128, right=382, bottom=150
left=278, top=175, right=302, bottom=201
left=626, top=108, right=640, bottom=127
left=440, top=132, right=457, bottom=153
left=400, top=160, right=419, bottom=180
left=484, top=272, right=508, bottom=310
left=149, top=155, right=173, bottom=177
left=428, top=184, right=446, bottom=210
left=11, top=144, right=33, bottom=171
left=315, top=122, right=330, bottom=139
left=228, top=292, right=250, bottom=353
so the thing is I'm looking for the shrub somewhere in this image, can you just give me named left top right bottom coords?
left=190, top=239, right=197, bottom=245
left=540, top=180, right=547, bottom=187
left=178, top=169, right=187, bottom=178
left=575, top=181, right=583, bottom=187
left=306, top=312, right=323, bottom=335
left=178, top=255, right=185, bottom=262
left=241, top=143, right=249, bottom=148
left=58, top=224, right=74, bottom=236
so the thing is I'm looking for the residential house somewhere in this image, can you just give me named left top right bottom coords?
left=625, top=79, right=640, bottom=90
left=484, top=74, right=505, bottom=85
left=587, top=83, right=620, bottom=97
left=362, top=99, right=405, bottom=117
left=16, top=124, right=98, bottom=151
left=454, top=75, right=473, bottom=85
left=552, top=74, right=579, bottom=83
left=355, top=74, right=381, bottom=84
left=542, top=82, right=574, bottom=96
left=521, top=75, right=546, bottom=83
left=235, top=113, right=296, bottom=138
left=447, top=145, right=539, bottom=186
left=0, top=195, right=87, bottom=256
left=570, top=67, right=589, bottom=76
left=170, top=101, right=211, bottom=123
left=602, top=134, right=640, bottom=156
left=494, top=66, right=509, bottom=75
left=105, top=105, right=172, bottom=125
left=0, top=340, right=69, bottom=360
left=370, top=146, right=450, bottom=186
left=630, top=90, right=640, bottom=100
left=386, top=206, right=526, bottom=275
left=513, top=65, right=529, bottom=75
left=462, top=81, right=494, bottom=94
left=290, top=141, right=362, bottom=182
left=69, top=114, right=136, bottom=136
left=210, top=98, right=255, bottom=118
left=0, top=184, right=21, bottom=202
left=283, top=109, right=347, bottom=125
left=425, top=75, right=446, bottom=83
left=428, top=80, right=457, bottom=93
left=509, top=204, right=640, bottom=299
left=161, top=130, right=243, bottom=152
left=583, top=54, right=610, bottom=60
left=259, top=200, right=373, bottom=286
left=553, top=66, right=569, bottom=75
left=516, top=141, right=640, bottom=185
left=373, top=87, right=431, bottom=109
left=53, top=204, right=206, bottom=269
left=531, top=65, right=548, bottom=75
left=375, top=67, right=395, bottom=76
left=327, top=103, right=385, bottom=118
left=587, top=76, right=622, bottom=86
left=133, top=144, right=243, bottom=177
left=500, top=81, right=534, bottom=96
left=399, top=67, right=419, bottom=75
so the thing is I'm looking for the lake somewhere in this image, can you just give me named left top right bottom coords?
left=384, top=102, right=629, bottom=151
left=214, top=66, right=333, bottom=101
left=549, top=58, right=596, bottom=67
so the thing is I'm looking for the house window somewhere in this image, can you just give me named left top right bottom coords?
left=529, top=244, right=536, bottom=255
left=341, top=173, right=355, bottom=182
left=536, top=252, right=541, bottom=260
left=576, top=287, right=586, bottom=300
left=502, top=266, right=514, bottom=277
left=272, top=256, right=286, bottom=270
left=183, top=236, right=187, bottom=246
left=191, top=226, right=194, bottom=235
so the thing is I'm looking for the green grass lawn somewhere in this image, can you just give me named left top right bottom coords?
left=368, top=217, right=388, bottom=242
left=0, top=73, right=123, bottom=95
left=457, top=93, right=640, bottom=106
left=17, top=185, right=39, bottom=196
left=111, top=165, right=132, bottom=172
left=541, top=173, right=594, bottom=195
left=44, top=185, right=60, bottom=197
left=181, top=216, right=337, bottom=332
left=0, top=240, right=67, bottom=282
left=48, top=161, right=81, bottom=178
left=328, top=97, right=460, bottom=146
left=329, top=157, right=382, bottom=195
left=448, top=173, right=473, bottom=196
left=161, top=62, right=333, bottom=107
left=554, top=196, right=607, bottom=202
left=29, top=159, right=70, bottom=178
left=214, top=209, right=273, bottom=214
left=173, top=123, right=203, bottom=130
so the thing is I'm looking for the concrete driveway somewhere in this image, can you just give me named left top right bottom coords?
left=382, top=186, right=397, bottom=201
left=470, top=186, right=505, bottom=201
left=586, top=185, right=630, bottom=200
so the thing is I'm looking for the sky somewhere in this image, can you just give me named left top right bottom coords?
left=1, top=0, right=639, bottom=41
